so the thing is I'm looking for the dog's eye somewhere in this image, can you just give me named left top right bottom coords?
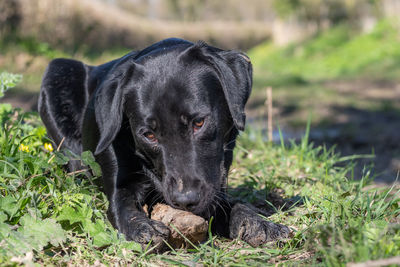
left=144, top=132, right=157, bottom=142
left=193, top=118, right=204, bottom=132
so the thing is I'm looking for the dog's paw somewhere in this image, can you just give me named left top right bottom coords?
left=229, top=203, right=290, bottom=247
left=123, top=215, right=171, bottom=253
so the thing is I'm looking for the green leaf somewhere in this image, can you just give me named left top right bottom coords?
left=0, top=214, right=66, bottom=257
left=0, top=212, right=7, bottom=223
left=0, top=72, right=22, bottom=98
left=57, top=205, right=92, bottom=225
left=0, top=103, right=12, bottom=115
left=0, top=195, right=19, bottom=218
left=120, top=241, right=142, bottom=253
left=53, top=151, right=70, bottom=165
left=81, top=151, right=102, bottom=176
left=19, top=214, right=66, bottom=248
left=0, top=221, right=11, bottom=237
left=57, top=194, right=94, bottom=223
left=57, top=199, right=114, bottom=247
left=0, top=229, right=34, bottom=256
left=33, top=126, right=47, bottom=138
left=84, top=220, right=112, bottom=247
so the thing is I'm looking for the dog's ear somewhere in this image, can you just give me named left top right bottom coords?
left=183, top=43, right=252, bottom=131
left=92, top=60, right=138, bottom=155
left=214, top=50, right=252, bottom=131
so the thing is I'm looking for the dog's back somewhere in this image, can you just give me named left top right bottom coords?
left=38, top=58, right=91, bottom=170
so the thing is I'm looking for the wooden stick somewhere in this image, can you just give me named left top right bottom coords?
left=47, top=137, right=65, bottom=164
left=347, top=256, right=400, bottom=267
left=266, top=86, right=273, bottom=142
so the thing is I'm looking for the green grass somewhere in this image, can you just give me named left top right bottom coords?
left=0, top=100, right=399, bottom=265
left=249, top=19, right=400, bottom=86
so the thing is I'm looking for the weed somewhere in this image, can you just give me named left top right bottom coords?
left=0, top=72, right=22, bottom=98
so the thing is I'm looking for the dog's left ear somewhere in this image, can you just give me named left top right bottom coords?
left=214, top=50, right=252, bottom=130
left=185, top=44, right=252, bottom=131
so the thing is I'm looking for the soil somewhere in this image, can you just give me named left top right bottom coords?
left=0, top=89, right=39, bottom=111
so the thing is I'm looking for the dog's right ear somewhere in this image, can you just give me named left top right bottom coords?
left=92, top=60, right=139, bottom=155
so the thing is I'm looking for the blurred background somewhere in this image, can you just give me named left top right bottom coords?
left=1, top=0, right=399, bottom=183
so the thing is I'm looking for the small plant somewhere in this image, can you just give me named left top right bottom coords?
left=0, top=71, right=22, bottom=98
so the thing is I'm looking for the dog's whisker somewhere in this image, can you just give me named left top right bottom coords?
left=143, top=187, right=157, bottom=199
left=224, top=137, right=237, bottom=147
left=223, top=124, right=235, bottom=138
left=148, top=193, right=163, bottom=210
left=213, top=197, right=228, bottom=218
left=213, top=190, right=232, bottom=213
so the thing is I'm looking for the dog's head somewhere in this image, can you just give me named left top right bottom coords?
left=92, top=40, right=252, bottom=216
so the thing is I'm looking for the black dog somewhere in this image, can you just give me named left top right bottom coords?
left=39, top=38, right=289, bottom=251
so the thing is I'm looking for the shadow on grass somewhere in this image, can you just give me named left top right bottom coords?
left=228, top=186, right=304, bottom=217
left=310, top=105, right=400, bottom=183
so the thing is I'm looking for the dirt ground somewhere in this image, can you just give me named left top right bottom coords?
left=1, top=89, right=39, bottom=111
left=2, top=79, right=399, bottom=184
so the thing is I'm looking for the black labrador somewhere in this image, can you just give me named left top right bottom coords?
left=38, top=38, right=289, bottom=251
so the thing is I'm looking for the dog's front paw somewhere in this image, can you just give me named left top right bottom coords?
left=122, top=214, right=171, bottom=253
left=229, top=203, right=290, bottom=247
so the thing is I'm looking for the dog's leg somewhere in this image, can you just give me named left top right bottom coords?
left=108, top=189, right=170, bottom=253
left=228, top=203, right=290, bottom=247
left=213, top=199, right=289, bottom=247
left=96, top=131, right=170, bottom=253
left=82, top=99, right=171, bottom=252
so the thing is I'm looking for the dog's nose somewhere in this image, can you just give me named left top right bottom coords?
left=171, top=190, right=200, bottom=211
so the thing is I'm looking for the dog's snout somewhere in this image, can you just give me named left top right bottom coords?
left=171, top=190, right=200, bottom=211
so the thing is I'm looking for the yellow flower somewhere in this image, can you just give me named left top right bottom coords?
left=44, top=143, right=54, bottom=152
left=18, top=143, right=29, bottom=152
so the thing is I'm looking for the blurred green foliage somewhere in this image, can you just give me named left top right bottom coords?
left=0, top=72, right=22, bottom=98
left=249, top=19, right=400, bottom=85
left=273, top=0, right=380, bottom=25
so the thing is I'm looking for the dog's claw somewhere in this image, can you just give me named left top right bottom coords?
left=229, top=203, right=290, bottom=247
left=124, top=217, right=171, bottom=253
